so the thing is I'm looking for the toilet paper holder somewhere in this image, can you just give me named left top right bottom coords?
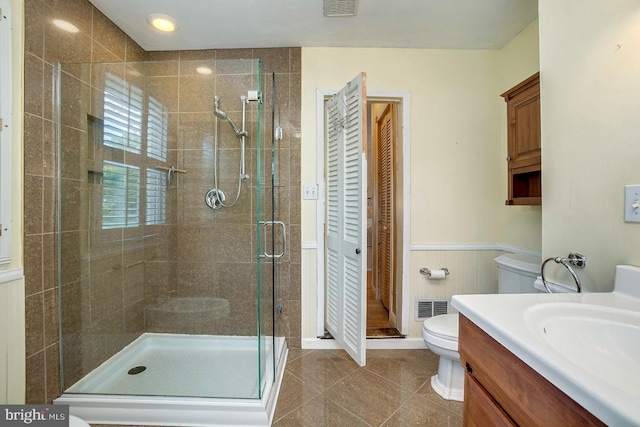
left=419, top=267, right=449, bottom=278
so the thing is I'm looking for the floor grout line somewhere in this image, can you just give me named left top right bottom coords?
left=274, top=349, right=463, bottom=427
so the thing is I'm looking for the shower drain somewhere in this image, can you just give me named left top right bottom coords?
left=128, top=366, right=146, bottom=375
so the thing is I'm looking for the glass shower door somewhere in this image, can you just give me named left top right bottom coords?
left=56, top=57, right=271, bottom=400
left=257, top=71, right=286, bottom=397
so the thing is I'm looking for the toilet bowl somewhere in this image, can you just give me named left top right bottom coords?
left=422, top=253, right=541, bottom=401
left=422, top=313, right=463, bottom=401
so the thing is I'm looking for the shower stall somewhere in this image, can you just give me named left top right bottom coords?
left=53, top=58, right=287, bottom=426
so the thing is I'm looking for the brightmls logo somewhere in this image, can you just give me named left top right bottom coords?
left=0, top=406, right=68, bottom=426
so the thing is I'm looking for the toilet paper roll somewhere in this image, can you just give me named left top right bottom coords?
left=428, top=269, right=447, bottom=280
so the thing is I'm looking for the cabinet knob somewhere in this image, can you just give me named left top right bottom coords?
left=506, top=156, right=512, bottom=162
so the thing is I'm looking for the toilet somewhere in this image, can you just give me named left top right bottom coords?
left=422, top=253, right=541, bottom=401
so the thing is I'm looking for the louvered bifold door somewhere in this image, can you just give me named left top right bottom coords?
left=325, top=73, right=367, bottom=366
left=377, top=105, right=394, bottom=312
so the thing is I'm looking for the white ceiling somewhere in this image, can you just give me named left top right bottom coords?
left=88, top=0, right=538, bottom=51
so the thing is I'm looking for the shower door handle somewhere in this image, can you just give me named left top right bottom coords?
left=259, top=221, right=286, bottom=258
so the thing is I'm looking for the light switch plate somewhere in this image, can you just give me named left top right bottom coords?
left=624, top=185, right=640, bottom=223
left=303, top=184, right=318, bottom=200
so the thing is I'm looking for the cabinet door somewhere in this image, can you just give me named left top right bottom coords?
left=507, top=82, right=540, bottom=167
left=464, top=374, right=515, bottom=427
left=502, top=72, right=541, bottom=205
left=459, top=315, right=606, bottom=427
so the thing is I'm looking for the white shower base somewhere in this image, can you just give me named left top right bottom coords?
left=54, top=333, right=287, bottom=426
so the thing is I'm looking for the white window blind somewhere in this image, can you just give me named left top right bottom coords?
left=146, top=169, right=166, bottom=225
left=103, top=73, right=143, bottom=154
left=147, top=95, right=168, bottom=161
left=102, top=161, right=140, bottom=229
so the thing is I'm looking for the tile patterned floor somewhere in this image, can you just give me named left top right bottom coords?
left=93, top=349, right=462, bottom=427
left=273, top=349, right=463, bottom=427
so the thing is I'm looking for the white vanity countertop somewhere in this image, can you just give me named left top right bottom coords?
left=451, top=269, right=640, bottom=427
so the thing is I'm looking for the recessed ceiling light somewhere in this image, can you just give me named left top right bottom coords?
left=52, top=19, right=79, bottom=33
left=148, top=13, right=177, bottom=32
left=196, top=66, right=213, bottom=75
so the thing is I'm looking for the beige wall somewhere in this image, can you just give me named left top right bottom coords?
left=540, top=0, right=640, bottom=291
left=498, top=20, right=542, bottom=250
left=301, top=48, right=518, bottom=340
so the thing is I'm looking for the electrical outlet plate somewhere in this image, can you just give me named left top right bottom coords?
left=624, top=185, right=640, bottom=223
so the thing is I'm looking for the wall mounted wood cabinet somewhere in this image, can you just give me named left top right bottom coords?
left=502, top=72, right=541, bottom=205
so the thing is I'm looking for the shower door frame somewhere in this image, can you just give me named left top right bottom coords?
left=54, top=57, right=277, bottom=399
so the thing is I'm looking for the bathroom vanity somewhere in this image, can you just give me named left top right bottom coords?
left=452, top=264, right=640, bottom=427
left=459, top=315, right=603, bottom=426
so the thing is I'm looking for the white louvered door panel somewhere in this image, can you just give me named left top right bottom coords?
left=378, top=106, right=394, bottom=311
left=324, top=73, right=367, bottom=366
left=325, top=97, right=341, bottom=334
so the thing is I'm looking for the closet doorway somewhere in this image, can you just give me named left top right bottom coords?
left=316, top=85, right=410, bottom=358
left=366, top=101, right=403, bottom=338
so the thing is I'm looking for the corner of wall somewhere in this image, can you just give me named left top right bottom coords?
left=497, top=17, right=542, bottom=252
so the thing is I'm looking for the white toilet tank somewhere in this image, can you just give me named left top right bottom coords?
left=494, top=253, right=541, bottom=294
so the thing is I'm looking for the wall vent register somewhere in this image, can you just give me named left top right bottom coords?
left=415, top=299, right=449, bottom=321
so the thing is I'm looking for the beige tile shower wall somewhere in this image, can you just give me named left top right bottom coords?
left=140, top=49, right=301, bottom=343
left=24, top=0, right=301, bottom=405
left=23, top=0, right=145, bottom=404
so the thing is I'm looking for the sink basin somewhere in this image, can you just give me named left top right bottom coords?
left=524, top=303, right=640, bottom=398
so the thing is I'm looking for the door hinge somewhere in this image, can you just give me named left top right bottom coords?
left=0, top=118, right=3, bottom=130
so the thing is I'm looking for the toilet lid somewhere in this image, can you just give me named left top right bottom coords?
left=423, top=313, right=459, bottom=340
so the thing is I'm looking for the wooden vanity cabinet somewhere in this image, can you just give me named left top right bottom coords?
left=458, top=315, right=605, bottom=427
left=502, top=72, right=541, bottom=206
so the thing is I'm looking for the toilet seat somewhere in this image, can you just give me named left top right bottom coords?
left=422, top=313, right=458, bottom=340
left=422, top=313, right=459, bottom=352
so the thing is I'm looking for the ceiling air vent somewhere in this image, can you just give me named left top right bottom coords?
left=415, top=298, right=449, bottom=321
left=323, top=0, right=359, bottom=17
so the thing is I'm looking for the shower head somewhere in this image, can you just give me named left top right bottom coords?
left=214, top=104, right=242, bottom=135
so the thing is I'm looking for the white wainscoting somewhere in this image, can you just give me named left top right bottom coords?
left=0, top=268, right=25, bottom=404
